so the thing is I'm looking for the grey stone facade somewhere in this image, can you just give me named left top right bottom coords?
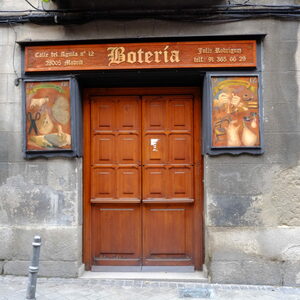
left=0, top=0, right=299, bottom=285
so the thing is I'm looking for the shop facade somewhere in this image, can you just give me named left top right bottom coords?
left=0, top=1, right=299, bottom=285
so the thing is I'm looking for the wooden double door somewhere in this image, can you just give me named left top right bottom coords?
left=84, top=87, right=202, bottom=271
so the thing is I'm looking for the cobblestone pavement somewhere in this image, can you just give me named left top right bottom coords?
left=0, top=276, right=300, bottom=300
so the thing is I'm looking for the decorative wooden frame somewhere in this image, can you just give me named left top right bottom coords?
left=23, top=77, right=82, bottom=158
left=203, top=72, right=263, bottom=155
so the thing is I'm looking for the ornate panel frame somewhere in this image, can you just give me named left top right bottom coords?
left=203, top=72, right=264, bottom=155
left=22, top=76, right=82, bottom=158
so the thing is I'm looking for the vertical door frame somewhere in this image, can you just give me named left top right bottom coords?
left=83, top=87, right=203, bottom=270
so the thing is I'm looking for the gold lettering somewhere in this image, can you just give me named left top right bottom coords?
left=145, top=51, right=153, bottom=63
left=170, top=50, right=180, bottom=63
left=198, top=47, right=212, bottom=55
left=64, top=59, right=83, bottom=66
left=214, top=48, right=242, bottom=54
left=60, top=51, right=78, bottom=58
left=127, top=51, right=137, bottom=64
left=107, top=47, right=126, bottom=66
left=107, top=45, right=181, bottom=66
left=163, top=46, right=169, bottom=63
left=35, top=52, right=49, bottom=58
left=137, top=49, right=144, bottom=63
left=154, top=51, right=162, bottom=63
left=193, top=57, right=205, bottom=63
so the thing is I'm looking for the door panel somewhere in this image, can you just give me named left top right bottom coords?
left=169, top=99, right=193, bottom=131
left=143, top=98, right=167, bottom=130
left=92, top=204, right=142, bottom=266
left=117, top=167, right=141, bottom=200
left=92, top=135, right=115, bottom=164
left=92, top=99, right=115, bottom=131
left=143, top=204, right=193, bottom=266
left=117, top=135, right=140, bottom=164
left=169, top=167, right=193, bottom=200
left=169, top=134, right=193, bottom=163
left=143, top=167, right=168, bottom=200
left=91, top=168, right=116, bottom=199
left=143, top=134, right=167, bottom=164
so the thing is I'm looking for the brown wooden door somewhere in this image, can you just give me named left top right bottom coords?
left=84, top=88, right=203, bottom=270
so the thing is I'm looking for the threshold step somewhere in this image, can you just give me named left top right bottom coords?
left=80, top=271, right=208, bottom=282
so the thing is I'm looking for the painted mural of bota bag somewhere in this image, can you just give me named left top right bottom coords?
left=25, top=80, right=72, bottom=151
left=211, top=76, right=260, bottom=149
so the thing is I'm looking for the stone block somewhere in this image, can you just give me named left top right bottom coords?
left=209, top=259, right=282, bottom=285
left=0, top=132, right=9, bottom=162
left=0, top=163, right=9, bottom=185
left=10, top=226, right=82, bottom=261
left=263, top=20, right=299, bottom=42
left=3, top=260, right=83, bottom=278
left=207, top=227, right=300, bottom=263
left=0, top=45, right=18, bottom=74
left=264, top=41, right=299, bottom=72
left=242, top=260, right=282, bottom=285
left=0, top=102, right=22, bottom=132
left=266, top=166, right=300, bottom=227
left=262, top=71, right=300, bottom=104
left=263, top=133, right=300, bottom=165
left=7, top=132, right=24, bottom=162
left=12, top=24, right=66, bottom=44
left=47, top=159, right=79, bottom=192
left=264, top=102, right=299, bottom=133
left=207, top=194, right=263, bottom=227
left=6, top=74, right=22, bottom=103
left=0, top=174, right=79, bottom=226
left=210, top=261, right=245, bottom=284
left=0, top=227, right=13, bottom=259
left=0, top=74, right=8, bottom=102
left=0, top=27, right=8, bottom=45
left=205, top=163, right=268, bottom=196
left=0, top=261, right=4, bottom=274
left=283, top=261, right=300, bottom=287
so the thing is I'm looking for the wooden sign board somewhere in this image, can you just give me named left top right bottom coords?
left=25, top=40, right=256, bottom=72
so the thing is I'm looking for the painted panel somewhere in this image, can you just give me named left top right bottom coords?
left=25, top=80, right=71, bottom=151
left=211, top=76, right=260, bottom=148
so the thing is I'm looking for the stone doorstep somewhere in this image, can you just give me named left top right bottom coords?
left=80, top=270, right=209, bottom=283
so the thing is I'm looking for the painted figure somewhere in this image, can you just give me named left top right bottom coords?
left=212, top=77, right=260, bottom=148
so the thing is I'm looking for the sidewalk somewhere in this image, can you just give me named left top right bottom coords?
left=0, top=275, right=300, bottom=300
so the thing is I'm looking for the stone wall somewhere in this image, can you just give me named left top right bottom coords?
left=0, top=0, right=299, bottom=284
